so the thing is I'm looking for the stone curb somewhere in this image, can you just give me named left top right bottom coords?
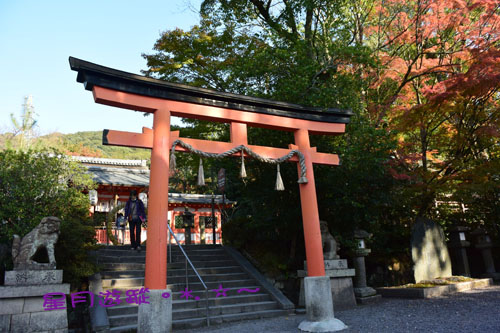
left=376, top=278, right=493, bottom=299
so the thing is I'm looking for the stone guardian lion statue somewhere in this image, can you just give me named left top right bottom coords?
left=12, top=216, right=61, bottom=270
left=320, top=220, right=339, bottom=260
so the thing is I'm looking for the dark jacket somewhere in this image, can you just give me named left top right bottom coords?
left=124, top=199, right=146, bottom=221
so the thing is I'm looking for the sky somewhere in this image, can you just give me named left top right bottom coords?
left=0, top=0, right=203, bottom=135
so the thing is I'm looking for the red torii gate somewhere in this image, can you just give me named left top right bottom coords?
left=70, top=57, right=352, bottom=329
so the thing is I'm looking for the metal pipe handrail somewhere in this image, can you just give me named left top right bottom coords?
left=167, top=222, right=210, bottom=327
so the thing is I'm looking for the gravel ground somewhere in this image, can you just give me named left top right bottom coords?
left=175, top=285, right=500, bottom=333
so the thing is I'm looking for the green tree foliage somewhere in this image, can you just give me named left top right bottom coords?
left=0, top=149, right=99, bottom=288
left=7, top=95, right=38, bottom=151
left=143, top=0, right=499, bottom=284
left=57, top=131, right=152, bottom=160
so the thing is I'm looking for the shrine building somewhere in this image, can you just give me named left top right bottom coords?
left=74, top=156, right=233, bottom=244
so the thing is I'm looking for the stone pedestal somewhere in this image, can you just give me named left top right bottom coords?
left=299, top=259, right=356, bottom=310
left=138, top=289, right=172, bottom=333
left=471, top=228, right=500, bottom=281
left=298, top=276, right=347, bottom=332
left=447, top=226, right=471, bottom=277
left=0, top=270, right=69, bottom=333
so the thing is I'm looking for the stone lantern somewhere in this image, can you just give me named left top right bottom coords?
left=447, top=226, right=471, bottom=277
left=352, top=230, right=380, bottom=304
left=181, top=207, right=195, bottom=245
left=471, top=228, right=499, bottom=280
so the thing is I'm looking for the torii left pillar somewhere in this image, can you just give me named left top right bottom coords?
left=137, top=108, right=172, bottom=332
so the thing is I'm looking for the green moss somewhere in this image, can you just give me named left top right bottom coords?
left=395, top=276, right=476, bottom=288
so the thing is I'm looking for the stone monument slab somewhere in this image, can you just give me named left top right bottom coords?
left=411, top=217, right=452, bottom=282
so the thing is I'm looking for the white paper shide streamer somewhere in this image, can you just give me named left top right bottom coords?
left=197, top=158, right=205, bottom=186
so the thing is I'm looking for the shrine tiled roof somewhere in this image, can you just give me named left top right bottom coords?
left=168, top=193, right=234, bottom=205
left=72, top=156, right=148, bottom=168
left=69, top=57, right=353, bottom=124
left=86, top=166, right=150, bottom=187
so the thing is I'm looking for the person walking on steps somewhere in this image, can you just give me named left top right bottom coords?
left=124, top=190, right=146, bottom=251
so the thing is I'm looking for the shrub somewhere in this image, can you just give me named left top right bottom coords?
left=0, top=149, right=99, bottom=289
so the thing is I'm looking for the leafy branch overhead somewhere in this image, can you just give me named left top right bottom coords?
left=140, top=0, right=500, bottom=273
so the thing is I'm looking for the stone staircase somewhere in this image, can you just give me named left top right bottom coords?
left=94, top=244, right=293, bottom=332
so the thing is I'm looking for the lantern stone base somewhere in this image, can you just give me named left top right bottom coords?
left=354, top=287, right=381, bottom=304
left=298, top=276, right=347, bottom=332
left=354, top=286, right=377, bottom=298
left=298, top=260, right=357, bottom=310
left=138, top=289, right=172, bottom=333
left=0, top=270, right=69, bottom=333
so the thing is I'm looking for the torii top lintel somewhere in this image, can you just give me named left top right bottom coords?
left=69, top=57, right=352, bottom=135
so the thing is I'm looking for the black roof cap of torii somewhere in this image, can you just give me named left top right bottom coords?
left=69, top=57, right=353, bottom=124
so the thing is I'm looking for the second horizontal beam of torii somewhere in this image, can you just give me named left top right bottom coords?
left=103, top=127, right=340, bottom=166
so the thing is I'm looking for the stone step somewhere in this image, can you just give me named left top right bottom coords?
left=99, top=257, right=236, bottom=268
left=170, top=254, right=232, bottom=262
left=102, top=277, right=257, bottom=291
left=102, top=244, right=222, bottom=251
left=101, top=263, right=145, bottom=271
left=173, top=293, right=273, bottom=310
left=97, top=252, right=231, bottom=262
left=174, top=308, right=290, bottom=330
left=102, top=285, right=262, bottom=302
left=101, top=270, right=145, bottom=279
left=98, top=248, right=227, bottom=256
left=168, top=260, right=237, bottom=269
left=167, top=272, right=251, bottom=285
left=108, top=309, right=289, bottom=332
left=167, top=266, right=244, bottom=277
left=173, top=300, right=280, bottom=320
left=101, top=266, right=243, bottom=278
left=106, top=293, right=272, bottom=316
left=108, top=300, right=279, bottom=327
left=97, top=255, right=146, bottom=263
left=101, top=272, right=250, bottom=284
left=96, top=244, right=293, bottom=332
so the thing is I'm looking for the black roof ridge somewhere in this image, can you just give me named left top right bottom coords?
left=69, top=57, right=353, bottom=124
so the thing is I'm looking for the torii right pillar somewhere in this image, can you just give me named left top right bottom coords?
left=295, top=128, right=347, bottom=332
